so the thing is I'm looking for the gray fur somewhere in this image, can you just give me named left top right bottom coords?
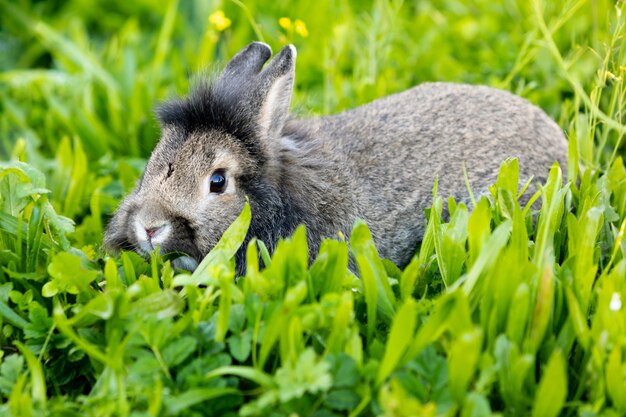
left=104, top=42, right=568, bottom=273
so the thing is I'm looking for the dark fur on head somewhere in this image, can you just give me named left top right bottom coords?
left=156, top=78, right=264, bottom=165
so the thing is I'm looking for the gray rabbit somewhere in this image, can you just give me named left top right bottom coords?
left=104, top=42, right=568, bottom=272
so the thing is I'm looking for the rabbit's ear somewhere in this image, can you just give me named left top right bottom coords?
left=221, top=41, right=272, bottom=81
left=255, top=44, right=296, bottom=142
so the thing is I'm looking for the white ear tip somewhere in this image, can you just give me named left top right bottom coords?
left=288, top=44, right=297, bottom=59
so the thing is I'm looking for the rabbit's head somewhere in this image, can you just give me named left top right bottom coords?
left=104, top=42, right=296, bottom=271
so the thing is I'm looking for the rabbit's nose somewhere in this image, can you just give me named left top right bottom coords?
left=146, top=225, right=165, bottom=239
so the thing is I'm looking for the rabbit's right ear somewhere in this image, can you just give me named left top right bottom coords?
left=212, top=42, right=296, bottom=154
left=220, top=43, right=296, bottom=144
left=254, top=45, right=296, bottom=143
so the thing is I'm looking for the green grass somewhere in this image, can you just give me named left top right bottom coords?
left=1, top=0, right=626, bottom=415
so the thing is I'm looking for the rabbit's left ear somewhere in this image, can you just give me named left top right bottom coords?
left=222, top=41, right=272, bottom=80
left=255, top=45, right=296, bottom=141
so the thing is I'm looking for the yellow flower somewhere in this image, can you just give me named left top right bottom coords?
left=607, top=71, right=623, bottom=82
left=279, top=17, right=292, bottom=30
left=294, top=19, right=308, bottom=37
left=209, top=10, right=231, bottom=32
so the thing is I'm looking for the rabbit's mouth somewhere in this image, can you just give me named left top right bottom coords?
left=134, top=244, right=200, bottom=272
left=130, top=216, right=201, bottom=271
left=134, top=218, right=172, bottom=253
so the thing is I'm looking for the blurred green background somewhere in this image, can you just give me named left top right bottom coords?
left=0, top=0, right=615, bottom=154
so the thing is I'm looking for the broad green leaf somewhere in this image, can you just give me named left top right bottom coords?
left=377, top=298, right=418, bottom=385
left=459, top=220, right=512, bottom=295
left=505, top=283, right=530, bottom=345
left=0, top=161, right=48, bottom=216
left=379, top=378, right=436, bottom=417
left=494, top=335, right=534, bottom=409
left=351, top=220, right=396, bottom=326
left=228, top=330, right=253, bottom=363
left=406, top=290, right=472, bottom=360
left=467, top=197, right=492, bottom=267
left=527, top=265, right=554, bottom=354
left=0, top=300, right=29, bottom=329
left=328, top=353, right=360, bottom=388
left=0, top=355, right=24, bottom=397
left=399, top=255, right=420, bottom=302
left=68, top=293, right=114, bottom=327
left=104, top=258, right=121, bottom=291
left=325, top=292, right=355, bottom=354
left=532, top=350, right=567, bottom=417
left=448, top=329, right=482, bottom=402
left=606, top=344, right=626, bottom=412
left=216, top=269, right=235, bottom=343
left=564, top=287, right=590, bottom=349
left=162, top=336, right=197, bottom=367
left=533, top=164, right=567, bottom=267
left=228, top=304, right=246, bottom=333
left=275, top=348, right=332, bottom=402
left=164, top=388, right=240, bottom=415
left=186, top=201, right=251, bottom=284
left=206, top=366, right=275, bottom=388
left=44, top=252, right=99, bottom=297
left=310, top=239, right=349, bottom=297
left=262, top=225, right=309, bottom=290
left=461, top=393, right=492, bottom=417
left=324, top=389, right=361, bottom=411
left=14, top=341, right=46, bottom=407
left=257, top=281, right=307, bottom=368
left=130, top=289, right=184, bottom=319
left=439, top=203, right=469, bottom=286
left=568, top=206, right=603, bottom=310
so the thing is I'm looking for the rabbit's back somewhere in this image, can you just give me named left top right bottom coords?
left=311, top=82, right=567, bottom=265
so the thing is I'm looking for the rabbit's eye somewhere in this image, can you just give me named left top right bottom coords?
left=209, top=170, right=227, bottom=193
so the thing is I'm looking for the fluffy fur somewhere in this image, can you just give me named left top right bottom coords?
left=104, top=42, right=568, bottom=274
